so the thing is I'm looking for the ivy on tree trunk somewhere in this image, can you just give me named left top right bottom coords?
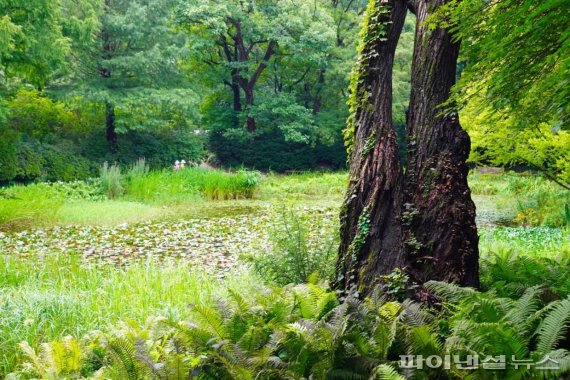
left=336, top=0, right=479, bottom=295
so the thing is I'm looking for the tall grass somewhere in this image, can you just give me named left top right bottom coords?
left=260, top=171, right=347, bottom=200
left=0, top=184, right=63, bottom=230
left=0, top=254, right=260, bottom=376
left=99, top=162, right=124, bottom=199
left=124, top=167, right=261, bottom=203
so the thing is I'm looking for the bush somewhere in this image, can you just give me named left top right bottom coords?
left=251, top=209, right=337, bottom=285
left=0, top=133, right=96, bottom=183
left=80, top=129, right=205, bottom=171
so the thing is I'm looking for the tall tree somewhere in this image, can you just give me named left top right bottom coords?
left=73, top=0, right=196, bottom=151
left=177, top=0, right=336, bottom=135
left=336, top=0, right=479, bottom=294
left=401, top=0, right=479, bottom=287
left=336, top=0, right=407, bottom=292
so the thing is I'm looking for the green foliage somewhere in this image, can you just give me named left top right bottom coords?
left=0, top=254, right=261, bottom=376
left=480, top=241, right=570, bottom=299
left=0, top=185, right=63, bottom=230
left=434, top=0, right=570, bottom=185
left=463, top=101, right=570, bottom=186
left=13, top=270, right=570, bottom=379
left=439, top=0, right=569, bottom=130
left=71, top=0, right=198, bottom=134
left=209, top=129, right=347, bottom=172
left=5, top=90, right=86, bottom=138
left=0, top=0, right=72, bottom=87
left=426, top=281, right=570, bottom=379
left=251, top=209, right=337, bottom=285
left=123, top=167, right=261, bottom=202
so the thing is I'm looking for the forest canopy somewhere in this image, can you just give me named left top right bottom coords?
left=0, top=0, right=567, bottom=183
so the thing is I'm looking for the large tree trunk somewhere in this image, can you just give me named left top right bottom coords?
left=335, top=0, right=407, bottom=293
left=335, top=0, right=479, bottom=294
left=402, top=0, right=479, bottom=287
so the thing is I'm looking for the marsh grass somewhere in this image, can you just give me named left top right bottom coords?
left=99, top=162, right=124, bottom=199
left=260, top=171, right=347, bottom=200
left=0, top=184, right=63, bottom=230
left=124, top=167, right=261, bottom=203
left=0, top=254, right=260, bottom=375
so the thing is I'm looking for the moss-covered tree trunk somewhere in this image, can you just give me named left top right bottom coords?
left=402, top=0, right=479, bottom=287
left=335, top=0, right=479, bottom=294
left=335, top=0, right=407, bottom=292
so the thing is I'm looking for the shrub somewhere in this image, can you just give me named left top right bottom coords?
left=80, top=129, right=205, bottom=171
left=251, top=209, right=337, bottom=285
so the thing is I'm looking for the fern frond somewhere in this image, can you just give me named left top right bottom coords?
left=370, top=364, right=405, bottom=380
left=536, top=297, right=570, bottom=353
left=400, top=300, right=433, bottom=327
left=424, top=281, right=476, bottom=303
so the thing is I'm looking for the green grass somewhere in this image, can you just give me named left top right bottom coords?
left=0, top=254, right=260, bottom=375
left=0, top=184, right=64, bottom=230
left=469, top=171, right=570, bottom=227
left=56, top=200, right=168, bottom=226
left=123, top=167, right=261, bottom=203
left=479, top=226, right=569, bottom=258
left=259, top=171, right=347, bottom=200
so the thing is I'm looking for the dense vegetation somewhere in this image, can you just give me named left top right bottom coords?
left=0, top=0, right=393, bottom=179
left=0, top=171, right=568, bottom=378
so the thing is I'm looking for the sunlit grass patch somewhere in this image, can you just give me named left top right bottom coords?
left=56, top=200, right=168, bottom=226
left=259, top=171, right=347, bottom=200
left=0, top=254, right=261, bottom=375
left=479, top=226, right=569, bottom=258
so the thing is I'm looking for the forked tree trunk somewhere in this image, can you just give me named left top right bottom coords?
left=335, top=0, right=407, bottom=292
left=335, top=0, right=479, bottom=294
left=402, top=0, right=479, bottom=287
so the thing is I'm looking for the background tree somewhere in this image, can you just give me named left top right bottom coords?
left=177, top=0, right=336, bottom=138
left=73, top=0, right=198, bottom=151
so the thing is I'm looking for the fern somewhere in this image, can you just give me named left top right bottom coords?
left=424, top=281, right=477, bottom=303
left=105, top=337, right=147, bottom=380
left=371, top=364, right=405, bottom=380
left=536, top=297, right=570, bottom=353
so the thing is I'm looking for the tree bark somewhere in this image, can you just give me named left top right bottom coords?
left=335, top=0, right=479, bottom=294
left=402, top=0, right=479, bottom=287
left=105, top=101, right=119, bottom=153
left=243, top=85, right=256, bottom=132
left=335, top=0, right=407, bottom=293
